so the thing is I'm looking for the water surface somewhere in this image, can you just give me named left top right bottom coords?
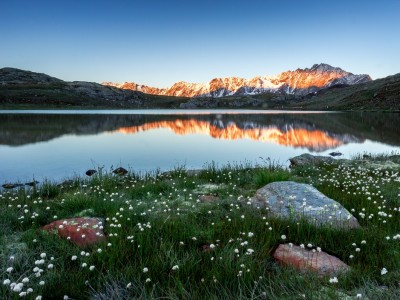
left=1, top=110, right=399, bottom=183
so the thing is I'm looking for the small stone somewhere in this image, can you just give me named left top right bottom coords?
left=273, top=243, right=350, bottom=276
left=198, top=195, right=220, bottom=203
left=328, top=152, right=343, bottom=157
left=85, top=169, right=97, bottom=176
left=113, top=167, right=128, bottom=175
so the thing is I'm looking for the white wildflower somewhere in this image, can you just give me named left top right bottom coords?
left=329, top=277, right=338, bottom=283
left=3, top=279, right=11, bottom=285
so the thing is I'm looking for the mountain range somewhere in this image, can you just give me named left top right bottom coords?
left=0, top=64, right=399, bottom=110
left=103, top=63, right=372, bottom=98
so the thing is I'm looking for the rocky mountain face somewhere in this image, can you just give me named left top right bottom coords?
left=103, top=64, right=371, bottom=98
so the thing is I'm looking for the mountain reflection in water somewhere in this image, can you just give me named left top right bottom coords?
left=0, top=112, right=399, bottom=151
left=115, top=120, right=354, bottom=152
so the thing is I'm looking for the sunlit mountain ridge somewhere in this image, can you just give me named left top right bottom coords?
left=103, top=63, right=371, bottom=98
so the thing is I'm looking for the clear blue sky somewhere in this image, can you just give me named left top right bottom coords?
left=1, top=0, right=399, bottom=87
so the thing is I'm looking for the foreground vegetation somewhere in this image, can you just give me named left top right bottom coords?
left=1, top=156, right=400, bottom=299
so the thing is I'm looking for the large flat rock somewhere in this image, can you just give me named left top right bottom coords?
left=273, top=243, right=350, bottom=276
left=251, top=181, right=360, bottom=229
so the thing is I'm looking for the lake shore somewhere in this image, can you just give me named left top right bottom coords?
left=1, top=155, right=400, bottom=299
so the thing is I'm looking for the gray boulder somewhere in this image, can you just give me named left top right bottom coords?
left=289, top=153, right=336, bottom=168
left=251, top=181, right=360, bottom=229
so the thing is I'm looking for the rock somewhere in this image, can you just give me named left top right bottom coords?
left=25, top=181, right=39, bottom=187
left=328, top=151, right=343, bottom=157
left=113, top=167, right=128, bottom=176
left=251, top=181, right=360, bottom=229
left=2, top=183, right=23, bottom=189
left=289, top=153, right=335, bottom=168
left=42, top=217, right=105, bottom=248
left=273, top=243, right=350, bottom=276
left=85, top=169, right=97, bottom=176
left=198, top=195, right=220, bottom=203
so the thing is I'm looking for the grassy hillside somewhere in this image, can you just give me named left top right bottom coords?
left=0, top=68, right=189, bottom=109
left=293, top=73, right=400, bottom=111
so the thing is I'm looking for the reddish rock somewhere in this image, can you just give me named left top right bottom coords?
left=198, top=195, right=220, bottom=203
left=273, top=243, right=350, bottom=276
left=42, top=217, right=105, bottom=248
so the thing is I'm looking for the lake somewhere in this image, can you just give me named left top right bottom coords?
left=1, top=110, right=399, bottom=183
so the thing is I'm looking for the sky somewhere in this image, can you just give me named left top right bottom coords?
left=1, top=0, right=399, bottom=87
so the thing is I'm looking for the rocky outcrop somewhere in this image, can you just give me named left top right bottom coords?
left=251, top=181, right=360, bottom=229
left=42, top=217, right=105, bottom=248
left=273, top=243, right=350, bottom=276
left=289, top=153, right=337, bottom=168
left=103, top=63, right=371, bottom=98
left=198, top=195, right=220, bottom=203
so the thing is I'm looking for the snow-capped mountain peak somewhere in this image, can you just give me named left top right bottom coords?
left=102, top=64, right=371, bottom=98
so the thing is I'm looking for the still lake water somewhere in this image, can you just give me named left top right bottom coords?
left=1, top=110, right=399, bottom=183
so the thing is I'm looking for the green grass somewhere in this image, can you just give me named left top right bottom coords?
left=1, top=157, right=400, bottom=299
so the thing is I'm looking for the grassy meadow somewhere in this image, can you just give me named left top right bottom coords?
left=1, top=156, right=400, bottom=299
